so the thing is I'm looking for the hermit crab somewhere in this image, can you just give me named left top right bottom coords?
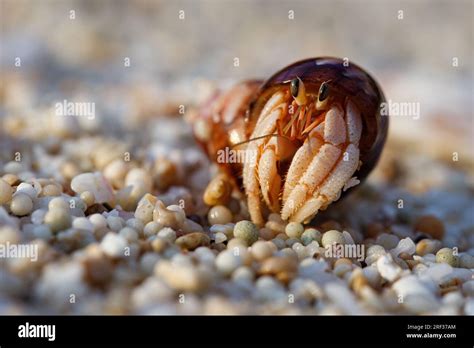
left=192, top=57, right=388, bottom=226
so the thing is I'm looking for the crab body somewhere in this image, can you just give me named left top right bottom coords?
left=192, top=57, right=388, bottom=225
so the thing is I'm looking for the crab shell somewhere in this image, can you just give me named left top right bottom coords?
left=194, top=57, right=388, bottom=225
left=191, top=79, right=262, bottom=179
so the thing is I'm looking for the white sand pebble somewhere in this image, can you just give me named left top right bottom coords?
left=182, top=218, right=204, bottom=233
left=0, top=179, right=14, bottom=204
left=193, top=247, right=216, bottom=266
left=461, top=280, right=474, bottom=297
left=459, top=253, right=474, bottom=269
left=442, top=291, right=464, bottom=308
left=392, top=275, right=439, bottom=313
left=71, top=172, right=114, bottom=203
left=342, top=230, right=355, bottom=245
left=89, top=213, right=108, bottom=231
left=10, top=193, right=34, bottom=216
left=377, top=254, right=404, bottom=282
left=119, top=227, right=139, bottom=243
left=215, top=250, right=242, bottom=276
left=15, top=183, right=39, bottom=199
left=214, top=232, right=227, bottom=244
left=465, top=299, right=474, bottom=315
left=157, top=227, right=176, bottom=243
left=254, top=276, right=287, bottom=302
left=140, top=252, right=161, bottom=275
left=31, top=209, right=47, bottom=225
left=0, top=208, right=19, bottom=229
left=143, top=221, right=162, bottom=237
left=72, top=217, right=94, bottom=232
left=100, top=232, right=128, bottom=258
left=48, top=197, right=69, bottom=211
left=325, top=283, right=366, bottom=314
left=131, top=277, right=174, bottom=310
left=126, top=218, right=144, bottom=233
left=363, top=266, right=382, bottom=288
left=35, top=261, right=88, bottom=309
left=154, top=261, right=212, bottom=292
left=125, top=168, right=153, bottom=192
left=391, top=237, right=416, bottom=257
left=420, top=263, right=472, bottom=286
left=107, top=215, right=124, bottom=232
left=134, top=194, right=157, bottom=224
left=44, top=208, right=71, bottom=233
left=365, top=245, right=386, bottom=265
left=32, top=225, right=53, bottom=242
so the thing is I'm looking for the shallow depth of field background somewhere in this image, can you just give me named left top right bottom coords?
left=1, top=0, right=473, bottom=174
left=0, top=0, right=473, bottom=316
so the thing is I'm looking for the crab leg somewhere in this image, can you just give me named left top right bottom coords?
left=243, top=99, right=286, bottom=226
left=281, top=142, right=341, bottom=220
left=258, top=138, right=282, bottom=212
left=282, top=135, right=323, bottom=202
left=283, top=102, right=363, bottom=223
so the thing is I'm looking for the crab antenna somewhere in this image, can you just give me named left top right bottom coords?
left=230, top=133, right=292, bottom=148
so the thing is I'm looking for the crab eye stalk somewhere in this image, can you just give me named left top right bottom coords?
left=290, top=77, right=307, bottom=106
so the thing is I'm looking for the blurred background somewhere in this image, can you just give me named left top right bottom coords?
left=1, top=0, right=473, bottom=174
left=0, top=0, right=473, bottom=315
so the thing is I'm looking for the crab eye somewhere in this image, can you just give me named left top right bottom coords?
left=290, top=77, right=307, bottom=106
left=290, top=78, right=299, bottom=98
left=318, top=81, right=330, bottom=102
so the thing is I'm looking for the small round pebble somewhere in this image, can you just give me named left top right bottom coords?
left=416, top=238, right=441, bottom=256
left=10, top=193, right=34, bottom=216
left=0, top=178, right=14, bottom=204
left=459, top=254, right=474, bottom=269
left=44, top=208, right=72, bottom=233
left=227, top=237, right=247, bottom=250
left=259, top=227, right=274, bottom=240
left=151, top=237, right=169, bottom=253
left=214, top=232, right=227, bottom=244
left=89, top=213, right=108, bottom=231
left=285, top=222, right=304, bottom=239
left=233, top=220, right=259, bottom=245
left=16, top=183, right=38, bottom=199
left=2, top=174, right=19, bottom=186
left=321, top=230, right=345, bottom=248
left=126, top=218, right=145, bottom=233
left=157, top=227, right=177, bottom=243
left=251, top=241, right=274, bottom=261
left=42, top=184, right=61, bottom=197
left=436, top=248, right=459, bottom=267
left=175, top=232, right=210, bottom=251
left=203, top=174, right=232, bottom=206
left=232, top=266, right=254, bottom=283
left=31, top=209, right=46, bottom=225
left=143, top=221, right=161, bottom=237
left=101, top=232, right=128, bottom=258
left=119, top=227, right=139, bottom=243
left=107, top=216, right=124, bottom=232
left=72, top=217, right=94, bottom=232
left=208, top=205, right=233, bottom=225
left=48, top=197, right=69, bottom=211
left=301, top=228, right=322, bottom=246
left=271, top=238, right=286, bottom=250
left=215, top=250, right=242, bottom=276
left=80, top=191, right=95, bottom=207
